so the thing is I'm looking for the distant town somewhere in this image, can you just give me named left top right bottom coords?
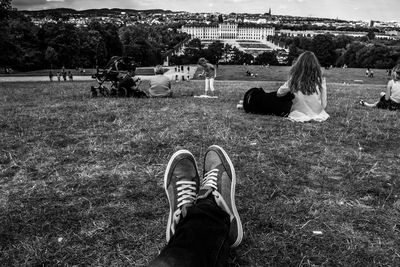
left=21, top=8, right=400, bottom=40
left=3, top=6, right=399, bottom=71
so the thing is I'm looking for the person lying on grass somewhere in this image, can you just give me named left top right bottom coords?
left=359, top=64, right=400, bottom=111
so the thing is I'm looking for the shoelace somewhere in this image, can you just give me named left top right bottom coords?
left=171, top=180, right=198, bottom=234
left=176, top=180, right=197, bottom=208
left=201, top=168, right=234, bottom=220
left=201, top=169, right=219, bottom=189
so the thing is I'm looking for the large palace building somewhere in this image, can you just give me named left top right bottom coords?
left=181, top=23, right=275, bottom=41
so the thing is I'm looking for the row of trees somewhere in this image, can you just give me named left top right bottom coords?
left=0, top=2, right=188, bottom=71
left=1, top=0, right=400, bottom=71
left=277, top=34, right=400, bottom=68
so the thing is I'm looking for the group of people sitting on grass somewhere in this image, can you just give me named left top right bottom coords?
left=127, top=51, right=400, bottom=122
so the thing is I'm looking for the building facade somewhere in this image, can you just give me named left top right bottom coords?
left=181, top=23, right=275, bottom=41
left=276, top=29, right=399, bottom=40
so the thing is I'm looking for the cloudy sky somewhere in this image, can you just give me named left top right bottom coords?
left=12, top=0, right=399, bottom=22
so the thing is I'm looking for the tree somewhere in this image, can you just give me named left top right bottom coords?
left=184, top=38, right=203, bottom=59
left=255, top=51, right=279, bottom=65
left=222, top=43, right=233, bottom=63
left=338, top=41, right=366, bottom=67
left=334, top=35, right=354, bottom=49
left=355, top=44, right=394, bottom=68
left=287, top=44, right=304, bottom=65
left=0, top=0, right=13, bottom=72
left=311, top=34, right=335, bottom=67
left=206, top=41, right=224, bottom=64
left=88, top=22, right=122, bottom=60
left=0, top=0, right=11, bottom=19
left=78, top=29, right=107, bottom=68
left=45, top=46, right=58, bottom=69
left=367, top=30, right=376, bottom=41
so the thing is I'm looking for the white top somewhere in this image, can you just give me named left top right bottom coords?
left=277, top=78, right=329, bottom=122
left=387, top=79, right=400, bottom=103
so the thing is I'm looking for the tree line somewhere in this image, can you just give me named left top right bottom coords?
left=0, top=2, right=188, bottom=72
left=275, top=33, right=400, bottom=68
left=1, top=0, right=400, bottom=72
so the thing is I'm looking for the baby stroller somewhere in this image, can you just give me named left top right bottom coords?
left=91, top=56, right=147, bottom=98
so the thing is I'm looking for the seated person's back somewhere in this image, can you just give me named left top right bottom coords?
left=277, top=51, right=329, bottom=122
left=146, top=65, right=172, bottom=97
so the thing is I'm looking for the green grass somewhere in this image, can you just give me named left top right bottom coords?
left=1, top=73, right=400, bottom=266
left=192, top=65, right=392, bottom=85
left=0, top=67, right=161, bottom=77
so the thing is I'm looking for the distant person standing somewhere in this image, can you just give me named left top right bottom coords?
left=49, top=70, right=54, bottom=82
left=57, top=71, right=61, bottom=82
left=197, top=58, right=217, bottom=96
left=68, top=71, right=73, bottom=81
left=62, top=71, right=67, bottom=81
left=366, top=68, right=370, bottom=77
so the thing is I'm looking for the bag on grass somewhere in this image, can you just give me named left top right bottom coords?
left=243, top=87, right=294, bottom=117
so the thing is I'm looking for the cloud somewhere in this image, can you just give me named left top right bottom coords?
left=13, top=0, right=47, bottom=6
left=223, top=0, right=252, bottom=3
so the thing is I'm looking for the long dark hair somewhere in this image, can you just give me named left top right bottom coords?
left=289, top=51, right=322, bottom=95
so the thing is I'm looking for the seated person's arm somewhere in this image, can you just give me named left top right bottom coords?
left=276, top=81, right=290, bottom=97
left=320, top=77, right=327, bottom=109
left=385, top=80, right=393, bottom=101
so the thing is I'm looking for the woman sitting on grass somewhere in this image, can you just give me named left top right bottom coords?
left=276, top=51, right=329, bottom=122
left=359, top=65, right=400, bottom=111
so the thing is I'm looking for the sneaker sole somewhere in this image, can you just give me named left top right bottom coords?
left=208, top=145, right=243, bottom=248
left=164, top=149, right=199, bottom=242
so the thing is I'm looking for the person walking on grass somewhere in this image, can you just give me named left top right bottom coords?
left=276, top=51, right=329, bottom=122
left=197, top=58, right=217, bottom=96
left=359, top=64, right=400, bottom=111
left=148, top=145, right=243, bottom=267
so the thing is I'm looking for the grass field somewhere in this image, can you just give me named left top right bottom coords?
left=197, top=65, right=392, bottom=85
left=0, top=67, right=162, bottom=77
left=1, top=67, right=399, bottom=266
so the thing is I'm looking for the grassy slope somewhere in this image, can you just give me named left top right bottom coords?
left=193, top=65, right=392, bottom=85
left=0, top=70, right=399, bottom=266
left=0, top=68, right=158, bottom=77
